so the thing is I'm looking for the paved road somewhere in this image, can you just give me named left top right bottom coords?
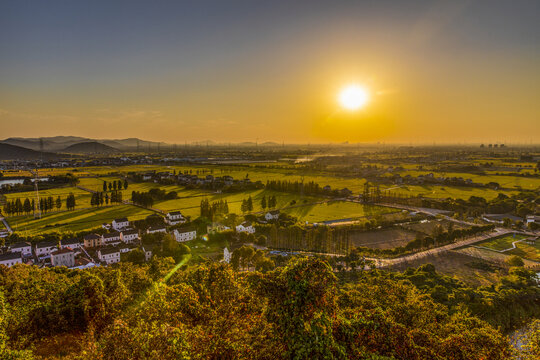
left=0, top=216, right=13, bottom=234
left=368, top=227, right=512, bottom=268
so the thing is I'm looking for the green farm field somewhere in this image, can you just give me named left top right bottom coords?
left=75, top=164, right=523, bottom=200
left=282, top=200, right=398, bottom=223
left=380, top=184, right=517, bottom=201
left=395, top=170, right=540, bottom=190
left=476, top=234, right=529, bottom=251
left=6, top=205, right=155, bottom=236
left=4, top=187, right=93, bottom=211
left=153, top=189, right=323, bottom=218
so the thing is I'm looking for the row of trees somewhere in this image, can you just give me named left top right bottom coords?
left=240, top=196, right=253, bottom=213
left=260, top=224, right=351, bottom=254
left=260, top=194, right=277, bottom=210
left=265, top=179, right=323, bottom=195
left=131, top=191, right=154, bottom=208
left=199, top=198, right=229, bottom=219
left=3, top=194, right=76, bottom=215
left=90, top=191, right=123, bottom=207
left=102, top=179, right=128, bottom=192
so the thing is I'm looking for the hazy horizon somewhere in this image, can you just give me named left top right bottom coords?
left=1, top=0, right=539, bottom=143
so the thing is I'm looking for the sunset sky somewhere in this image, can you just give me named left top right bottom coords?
left=1, top=0, right=539, bottom=144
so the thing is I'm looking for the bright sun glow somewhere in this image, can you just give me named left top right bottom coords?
left=338, top=84, right=370, bottom=110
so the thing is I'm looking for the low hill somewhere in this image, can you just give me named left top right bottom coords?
left=62, top=141, right=120, bottom=154
left=0, top=143, right=58, bottom=160
left=1, top=136, right=162, bottom=151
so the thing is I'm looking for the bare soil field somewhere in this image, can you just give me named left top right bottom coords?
left=403, top=219, right=469, bottom=235
left=349, top=228, right=417, bottom=249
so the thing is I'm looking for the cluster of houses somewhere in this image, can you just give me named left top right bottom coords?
left=0, top=208, right=287, bottom=269
left=0, top=211, right=199, bottom=268
left=390, top=173, right=483, bottom=188
left=482, top=214, right=540, bottom=227
left=140, top=171, right=259, bottom=190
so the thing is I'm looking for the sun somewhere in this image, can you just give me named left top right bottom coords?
left=338, top=84, right=370, bottom=110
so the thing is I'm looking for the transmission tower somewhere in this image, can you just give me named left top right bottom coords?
left=34, top=169, right=41, bottom=219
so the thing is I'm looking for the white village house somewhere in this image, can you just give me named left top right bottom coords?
left=102, top=231, right=122, bottom=246
left=35, top=241, right=58, bottom=257
left=526, top=215, right=540, bottom=225
left=147, top=226, right=167, bottom=234
left=207, top=222, right=231, bottom=234
left=112, top=218, right=130, bottom=231
left=0, top=252, right=22, bottom=268
left=60, top=238, right=81, bottom=250
left=51, top=248, right=75, bottom=268
left=121, top=229, right=140, bottom=243
left=98, top=247, right=121, bottom=264
left=9, top=242, right=32, bottom=257
left=223, top=247, right=231, bottom=263
left=265, top=210, right=280, bottom=221
left=174, top=228, right=197, bottom=242
left=119, top=244, right=137, bottom=253
left=165, top=211, right=186, bottom=225
left=236, top=221, right=255, bottom=234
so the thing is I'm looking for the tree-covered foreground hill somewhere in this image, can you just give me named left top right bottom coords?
left=0, top=257, right=539, bottom=359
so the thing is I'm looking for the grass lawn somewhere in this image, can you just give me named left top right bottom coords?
left=4, top=186, right=93, bottom=210
left=476, top=234, right=528, bottom=251
left=282, top=201, right=397, bottom=223
left=185, top=238, right=227, bottom=260
left=7, top=205, right=155, bottom=236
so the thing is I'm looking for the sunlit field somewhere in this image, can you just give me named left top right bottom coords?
left=4, top=186, right=93, bottom=210
left=7, top=205, right=155, bottom=236
left=282, top=200, right=397, bottom=223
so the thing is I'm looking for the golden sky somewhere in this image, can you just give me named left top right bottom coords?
left=1, top=1, right=539, bottom=144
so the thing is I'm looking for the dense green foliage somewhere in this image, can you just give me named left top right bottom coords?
left=2, top=257, right=536, bottom=359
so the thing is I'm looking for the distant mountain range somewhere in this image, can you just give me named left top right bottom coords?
left=0, top=143, right=59, bottom=161
left=0, top=136, right=162, bottom=152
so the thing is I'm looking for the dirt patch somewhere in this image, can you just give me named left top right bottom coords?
left=391, top=250, right=506, bottom=287
left=404, top=219, right=468, bottom=235
left=350, top=228, right=417, bottom=249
